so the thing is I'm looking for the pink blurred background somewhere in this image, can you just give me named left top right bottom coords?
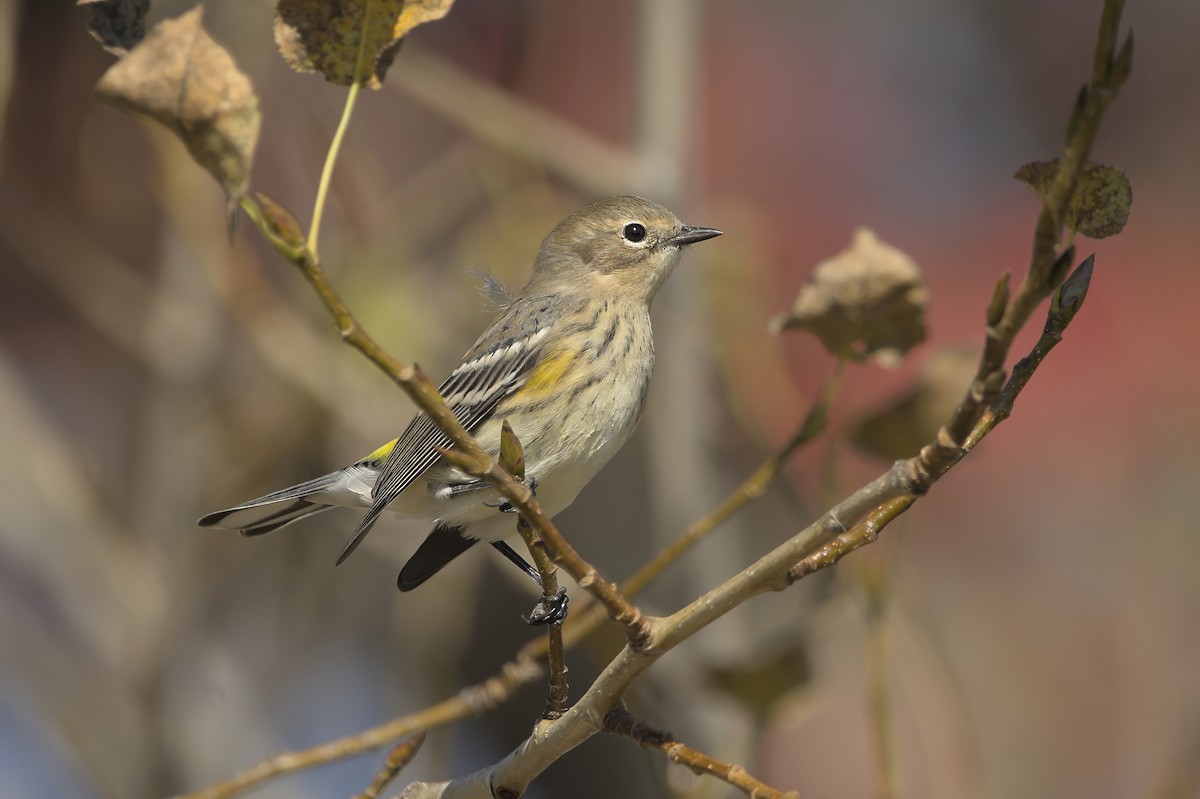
left=0, top=1, right=1196, bottom=798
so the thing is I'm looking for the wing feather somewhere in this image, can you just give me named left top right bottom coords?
left=334, top=304, right=555, bottom=564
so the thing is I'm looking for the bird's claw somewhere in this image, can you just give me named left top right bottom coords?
left=524, top=586, right=569, bottom=626
left=485, top=477, right=538, bottom=513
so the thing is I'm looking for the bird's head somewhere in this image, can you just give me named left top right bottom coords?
left=529, top=196, right=722, bottom=303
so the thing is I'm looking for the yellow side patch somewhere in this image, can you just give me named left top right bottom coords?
left=523, top=348, right=574, bottom=398
left=361, top=437, right=399, bottom=463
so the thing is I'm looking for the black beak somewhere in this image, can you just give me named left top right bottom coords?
left=667, top=225, right=723, bottom=247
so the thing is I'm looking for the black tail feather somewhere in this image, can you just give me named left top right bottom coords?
left=397, top=525, right=477, bottom=591
left=199, top=499, right=333, bottom=536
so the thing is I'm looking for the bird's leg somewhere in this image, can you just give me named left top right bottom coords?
left=491, top=540, right=541, bottom=584
left=484, top=476, right=538, bottom=513
left=525, top=586, right=569, bottom=626
left=432, top=479, right=491, bottom=499
left=490, top=540, right=569, bottom=626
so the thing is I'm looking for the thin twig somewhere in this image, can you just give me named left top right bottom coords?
left=939, top=0, right=1131, bottom=458
left=604, top=706, right=800, bottom=799
left=390, top=48, right=635, bottom=196
left=500, top=422, right=569, bottom=718
left=860, top=558, right=899, bottom=799
left=626, top=361, right=843, bottom=598
left=353, top=732, right=427, bottom=799
left=547, top=363, right=842, bottom=651
left=787, top=257, right=1096, bottom=584
left=168, top=657, right=544, bottom=799
left=438, top=443, right=650, bottom=646
left=523, top=517, right=570, bottom=719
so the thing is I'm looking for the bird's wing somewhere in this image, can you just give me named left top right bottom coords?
left=335, top=301, right=557, bottom=564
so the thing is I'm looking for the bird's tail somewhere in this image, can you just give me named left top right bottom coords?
left=198, top=473, right=342, bottom=536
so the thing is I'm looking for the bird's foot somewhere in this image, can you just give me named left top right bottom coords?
left=524, top=586, right=569, bottom=626
left=486, top=476, right=538, bottom=513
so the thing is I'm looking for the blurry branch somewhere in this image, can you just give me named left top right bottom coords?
left=1146, top=715, right=1200, bottom=799
left=0, top=194, right=207, bottom=378
left=860, top=557, right=899, bottom=799
left=625, top=362, right=842, bottom=596
left=632, top=0, right=698, bottom=198
left=169, top=656, right=545, bottom=799
left=391, top=47, right=635, bottom=196
left=603, top=706, right=799, bottom=799
left=150, top=134, right=388, bottom=443
left=353, top=732, right=427, bottom=799
left=552, top=362, right=842, bottom=644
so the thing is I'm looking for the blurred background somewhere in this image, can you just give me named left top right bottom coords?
left=1, top=1, right=1197, bottom=798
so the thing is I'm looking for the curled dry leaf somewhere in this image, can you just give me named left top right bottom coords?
left=275, top=0, right=455, bottom=88
left=78, top=0, right=149, bottom=56
left=771, top=228, right=927, bottom=366
left=850, top=346, right=979, bottom=461
left=1015, top=158, right=1132, bottom=239
left=94, top=6, right=260, bottom=205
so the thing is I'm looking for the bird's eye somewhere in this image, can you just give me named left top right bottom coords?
left=622, top=223, right=647, bottom=243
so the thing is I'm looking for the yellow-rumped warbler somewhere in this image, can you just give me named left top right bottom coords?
left=200, top=196, right=721, bottom=597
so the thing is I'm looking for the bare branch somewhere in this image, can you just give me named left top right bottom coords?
left=604, top=705, right=800, bottom=799
left=354, top=733, right=427, bottom=799
left=389, top=48, right=635, bottom=196
left=499, top=422, right=569, bottom=718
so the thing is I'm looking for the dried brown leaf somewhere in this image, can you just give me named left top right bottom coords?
left=274, top=0, right=455, bottom=89
left=771, top=228, right=927, bottom=366
left=94, top=7, right=260, bottom=205
left=1015, top=158, right=1132, bottom=239
left=1013, top=159, right=1057, bottom=200
left=850, top=346, right=979, bottom=460
left=1071, top=163, right=1132, bottom=238
left=78, top=0, right=149, bottom=56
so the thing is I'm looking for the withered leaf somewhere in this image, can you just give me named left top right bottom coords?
left=275, top=0, right=455, bottom=89
left=78, top=0, right=149, bottom=56
left=850, top=346, right=979, bottom=461
left=95, top=7, right=260, bottom=205
left=1015, top=158, right=1132, bottom=239
left=771, top=228, right=927, bottom=366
